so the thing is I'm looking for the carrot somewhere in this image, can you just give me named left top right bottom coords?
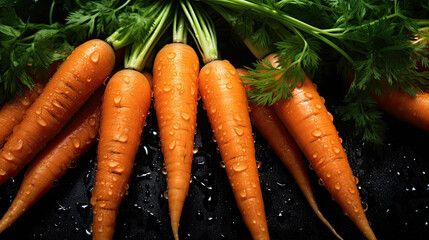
left=262, top=54, right=376, bottom=240
left=0, top=39, right=115, bottom=186
left=181, top=2, right=269, bottom=239
left=0, top=86, right=103, bottom=233
left=153, top=42, right=199, bottom=240
left=373, top=88, right=429, bottom=131
left=90, top=69, right=151, bottom=240
left=236, top=68, right=343, bottom=239
left=0, top=82, right=45, bottom=148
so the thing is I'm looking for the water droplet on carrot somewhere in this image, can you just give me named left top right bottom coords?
left=234, top=127, right=244, bottom=136
left=233, top=114, right=242, bottom=122
left=318, top=178, right=324, bottom=186
left=113, top=95, right=122, bottom=104
left=73, top=138, right=80, bottom=149
left=348, top=187, right=356, bottom=194
left=321, top=96, right=325, bottom=103
left=169, top=130, right=175, bottom=136
left=256, top=160, right=262, bottom=169
left=90, top=51, right=99, bottom=63
left=240, top=190, right=247, bottom=198
left=193, top=147, right=198, bottom=154
left=118, top=134, right=128, bottom=143
left=97, top=216, right=103, bottom=222
left=14, top=139, right=23, bottom=151
left=0, top=169, right=6, bottom=176
left=333, top=147, right=340, bottom=154
left=88, top=117, right=97, bottom=127
left=217, top=124, right=223, bottom=130
left=4, top=151, right=14, bottom=161
left=315, top=104, right=322, bottom=109
left=226, top=82, right=233, bottom=89
left=36, top=108, right=42, bottom=115
left=173, top=123, right=180, bottom=130
left=312, top=129, right=322, bottom=137
left=362, top=201, right=368, bottom=212
left=162, top=166, right=167, bottom=175
left=232, top=161, right=248, bottom=172
left=305, top=92, right=313, bottom=99
left=169, top=140, right=176, bottom=150
left=326, top=172, right=331, bottom=178
left=335, top=182, right=341, bottom=190
left=181, top=112, right=190, bottom=120
left=228, top=68, right=236, bottom=75
left=354, top=176, right=359, bottom=184
left=312, top=152, right=318, bottom=159
left=204, top=68, right=211, bottom=75
left=163, top=190, right=168, bottom=199
left=210, top=106, right=216, bottom=113
left=37, top=117, right=47, bottom=127
left=108, top=161, right=119, bottom=168
left=108, top=189, right=113, bottom=196
left=21, top=97, right=30, bottom=106
left=167, top=52, right=176, bottom=59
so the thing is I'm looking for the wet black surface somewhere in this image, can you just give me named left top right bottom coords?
left=1, top=45, right=429, bottom=240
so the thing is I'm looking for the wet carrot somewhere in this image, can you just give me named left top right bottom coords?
left=0, top=39, right=115, bottom=186
left=373, top=89, right=429, bottom=131
left=199, top=60, right=269, bottom=240
left=237, top=68, right=343, bottom=239
left=264, top=54, right=376, bottom=240
left=153, top=42, right=199, bottom=240
left=90, top=69, right=151, bottom=240
left=0, top=82, right=45, bottom=148
left=0, top=87, right=103, bottom=233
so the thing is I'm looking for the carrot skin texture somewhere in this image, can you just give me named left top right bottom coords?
left=0, top=39, right=115, bottom=185
left=199, top=60, right=269, bottom=240
left=373, top=89, right=429, bottom=131
left=0, top=87, right=103, bottom=233
left=0, top=82, right=45, bottom=147
left=264, top=54, right=376, bottom=240
left=90, top=69, right=151, bottom=240
left=153, top=43, right=199, bottom=240
left=236, top=68, right=342, bottom=239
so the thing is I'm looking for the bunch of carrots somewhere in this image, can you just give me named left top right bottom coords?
left=0, top=0, right=428, bottom=239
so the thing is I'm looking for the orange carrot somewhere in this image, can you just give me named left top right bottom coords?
left=90, top=69, right=151, bottom=240
left=153, top=42, right=199, bottom=240
left=0, top=39, right=115, bottom=186
left=0, top=87, right=103, bottom=233
left=373, top=88, right=429, bottom=131
left=199, top=60, right=269, bottom=240
left=0, top=82, right=44, bottom=148
left=237, top=68, right=343, bottom=239
left=264, top=54, right=376, bottom=240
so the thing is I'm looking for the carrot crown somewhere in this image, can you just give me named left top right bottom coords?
left=125, top=1, right=173, bottom=71
left=181, top=0, right=219, bottom=64
left=173, top=8, right=187, bottom=44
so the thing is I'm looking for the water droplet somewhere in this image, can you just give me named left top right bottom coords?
left=108, top=161, right=119, bottom=168
left=339, top=137, right=343, bottom=143
left=163, top=85, right=173, bottom=92
left=169, top=140, right=176, bottom=150
left=210, top=106, right=216, bottom=114
left=240, top=190, right=247, bottom=198
left=321, top=97, right=325, bottom=103
left=228, top=68, right=237, bottom=75
left=193, top=147, right=198, bottom=154
left=233, top=114, right=242, bottom=122
left=90, top=51, right=99, bottom=62
left=73, top=138, right=80, bottom=149
left=169, top=130, right=175, bottom=136
left=232, top=161, right=248, bottom=172
left=354, top=176, right=359, bottom=184
left=346, top=198, right=352, bottom=205
left=108, top=188, right=113, bottom=196
left=318, top=178, right=324, bottom=186
left=362, top=201, right=368, bottom=212
left=333, top=147, right=340, bottom=154
left=97, top=216, right=103, bottom=222
left=113, top=95, right=122, bottom=104
left=312, top=152, right=318, bottom=159
left=36, top=108, right=42, bottom=115
left=88, top=117, right=97, bottom=127
left=219, top=161, right=225, bottom=168
left=312, top=129, right=322, bottom=137
left=234, top=127, right=244, bottom=136
left=226, top=82, right=233, bottom=89
left=4, top=151, right=14, bottom=161
left=181, top=112, right=190, bottom=120
left=305, top=92, right=313, bottom=99
left=315, top=104, right=322, bottom=109
left=204, top=68, right=211, bottom=75
left=173, top=123, right=180, bottom=130
left=256, top=160, right=262, bottom=169
left=335, top=182, right=341, bottom=190
left=14, top=139, right=23, bottom=151
left=326, top=172, right=331, bottom=178
left=21, top=97, right=30, bottom=106
left=37, top=117, right=47, bottom=127
left=0, top=169, right=6, bottom=176
left=167, top=52, right=176, bottom=59
left=348, top=187, right=356, bottom=194
left=163, top=190, right=168, bottom=199
left=118, top=133, right=128, bottom=143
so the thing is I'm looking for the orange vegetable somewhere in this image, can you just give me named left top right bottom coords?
left=0, top=87, right=103, bottom=233
left=153, top=42, right=199, bottom=240
left=90, top=69, right=151, bottom=240
left=199, top=60, right=269, bottom=240
left=236, top=68, right=342, bottom=239
left=264, top=54, right=376, bottom=240
left=373, top=89, right=429, bottom=131
left=0, top=82, right=45, bottom=148
left=0, top=39, right=115, bottom=186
